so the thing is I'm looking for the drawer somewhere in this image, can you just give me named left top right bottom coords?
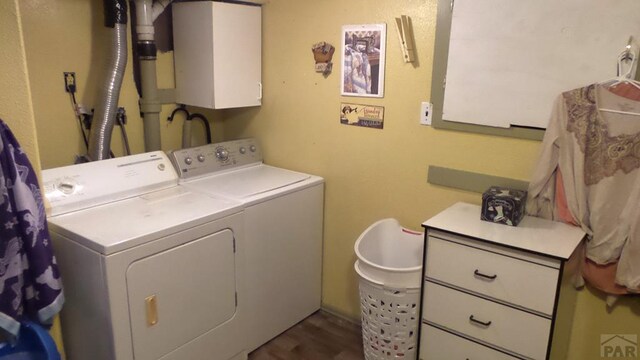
left=425, top=235, right=559, bottom=315
left=419, top=324, right=520, bottom=360
left=422, top=281, right=551, bottom=360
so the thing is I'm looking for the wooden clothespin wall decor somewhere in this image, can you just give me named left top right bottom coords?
left=395, top=15, right=416, bottom=63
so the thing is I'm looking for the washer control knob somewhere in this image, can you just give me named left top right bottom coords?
left=215, top=147, right=229, bottom=162
left=249, top=145, right=257, bottom=152
left=197, top=154, right=205, bottom=162
left=239, top=147, right=246, bottom=154
left=184, top=157, right=193, bottom=165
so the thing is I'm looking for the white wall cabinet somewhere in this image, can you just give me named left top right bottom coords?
left=419, top=202, right=585, bottom=360
left=173, top=1, right=262, bottom=109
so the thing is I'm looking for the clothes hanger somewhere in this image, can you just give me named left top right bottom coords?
left=600, top=37, right=640, bottom=90
left=599, top=37, right=640, bottom=116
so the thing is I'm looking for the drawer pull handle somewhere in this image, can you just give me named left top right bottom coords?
left=469, top=315, right=492, bottom=327
left=474, top=269, right=497, bottom=280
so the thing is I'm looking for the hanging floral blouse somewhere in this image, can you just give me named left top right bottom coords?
left=527, top=84, right=640, bottom=291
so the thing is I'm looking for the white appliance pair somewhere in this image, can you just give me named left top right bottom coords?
left=43, top=139, right=323, bottom=360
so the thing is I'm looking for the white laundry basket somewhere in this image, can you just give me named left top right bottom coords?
left=354, top=218, right=424, bottom=360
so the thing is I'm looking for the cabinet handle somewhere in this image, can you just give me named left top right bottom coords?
left=258, top=82, right=263, bottom=100
left=473, top=269, right=497, bottom=280
left=469, top=315, right=492, bottom=327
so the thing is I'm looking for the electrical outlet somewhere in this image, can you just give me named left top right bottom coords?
left=64, top=72, right=76, bottom=93
left=420, top=101, right=432, bottom=125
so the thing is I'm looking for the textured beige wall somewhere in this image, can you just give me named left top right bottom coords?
left=19, top=0, right=222, bottom=169
left=6, top=0, right=639, bottom=359
left=223, top=0, right=540, bottom=319
left=0, top=0, right=41, bottom=166
left=223, top=0, right=640, bottom=359
left=0, top=0, right=65, bottom=355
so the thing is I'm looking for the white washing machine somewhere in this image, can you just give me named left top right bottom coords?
left=43, top=151, right=248, bottom=360
left=169, top=138, right=324, bottom=351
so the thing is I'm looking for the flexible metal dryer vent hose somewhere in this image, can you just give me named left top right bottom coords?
left=88, top=0, right=128, bottom=161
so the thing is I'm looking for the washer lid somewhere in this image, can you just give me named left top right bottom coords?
left=185, top=164, right=310, bottom=198
left=48, top=186, right=242, bottom=255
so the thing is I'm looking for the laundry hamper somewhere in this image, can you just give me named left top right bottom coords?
left=0, top=322, right=61, bottom=360
left=354, top=218, right=424, bottom=360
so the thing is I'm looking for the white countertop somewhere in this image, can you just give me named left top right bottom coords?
left=423, top=202, right=586, bottom=260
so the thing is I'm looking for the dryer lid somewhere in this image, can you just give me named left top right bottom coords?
left=43, top=151, right=177, bottom=216
left=185, top=164, right=310, bottom=198
left=48, top=186, right=242, bottom=255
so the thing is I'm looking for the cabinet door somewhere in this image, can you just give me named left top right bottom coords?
left=211, top=2, right=262, bottom=109
left=126, top=229, right=237, bottom=360
left=173, top=2, right=262, bottom=109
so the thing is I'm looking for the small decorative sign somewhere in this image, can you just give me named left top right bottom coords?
left=340, top=103, right=384, bottom=129
left=312, top=42, right=335, bottom=76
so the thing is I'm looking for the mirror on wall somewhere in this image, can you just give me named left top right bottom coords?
left=430, top=0, right=640, bottom=140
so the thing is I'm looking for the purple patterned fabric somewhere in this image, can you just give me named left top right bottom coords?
left=0, top=120, right=64, bottom=336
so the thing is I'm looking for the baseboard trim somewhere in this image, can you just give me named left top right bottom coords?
left=320, top=304, right=361, bottom=326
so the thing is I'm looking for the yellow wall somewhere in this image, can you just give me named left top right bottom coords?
left=2, top=0, right=220, bottom=354
left=0, top=0, right=65, bottom=355
left=223, top=0, right=640, bottom=359
left=0, top=0, right=41, bottom=165
left=223, top=0, right=539, bottom=318
left=571, top=287, right=640, bottom=359
left=3, top=0, right=638, bottom=359
left=19, top=0, right=222, bottom=169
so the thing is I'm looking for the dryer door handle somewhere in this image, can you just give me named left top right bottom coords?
left=146, top=295, right=158, bottom=326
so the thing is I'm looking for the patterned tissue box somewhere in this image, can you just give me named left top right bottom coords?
left=481, top=186, right=527, bottom=226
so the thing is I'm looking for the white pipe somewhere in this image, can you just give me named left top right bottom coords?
left=140, top=59, right=162, bottom=151
left=135, top=0, right=154, bottom=41
left=152, top=0, right=173, bottom=22
left=133, top=0, right=174, bottom=152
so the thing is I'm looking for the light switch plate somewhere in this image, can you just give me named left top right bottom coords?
left=420, top=102, right=432, bottom=126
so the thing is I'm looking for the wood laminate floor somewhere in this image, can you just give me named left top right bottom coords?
left=248, top=311, right=365, bottom=360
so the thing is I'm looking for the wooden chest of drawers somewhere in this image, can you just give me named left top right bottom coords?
left=419, top=203, right=585, bottom=360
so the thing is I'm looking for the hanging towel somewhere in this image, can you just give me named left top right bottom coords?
left=0, top=119, right=64, bottom=336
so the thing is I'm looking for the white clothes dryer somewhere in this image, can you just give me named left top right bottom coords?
left=43, top=151, right=248, bottom=360
left=170, top=139, right=324, bottom=351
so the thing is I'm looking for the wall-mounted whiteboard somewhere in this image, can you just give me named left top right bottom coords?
left=442, top=0, right=640, bottom=129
